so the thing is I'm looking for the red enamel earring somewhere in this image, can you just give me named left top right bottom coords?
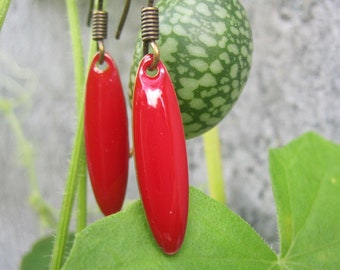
left=132, top=2, right=189, bottom=255
left=85, top=2, right=129, bottom=216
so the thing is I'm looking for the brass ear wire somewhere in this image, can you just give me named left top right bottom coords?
left=147, top=0, right=155, bottom=7
left=87, top=0, right=95, bottom=26
left=88, top=0, right=108, bottom=64
left=115, top=0, right=132, bottom=39
left=87, top=0, right=159, bottom=68
left=141, top=0, right=160, bottom=71
left=88, top=0, right=132, bottom=40
left=87, top=0, right=105, bottom=25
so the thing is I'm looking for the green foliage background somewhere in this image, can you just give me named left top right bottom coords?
left=22, top=132, right=340, bottom=269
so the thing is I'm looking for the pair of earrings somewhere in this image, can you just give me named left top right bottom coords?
left=84, top=0, right=188, bottom=255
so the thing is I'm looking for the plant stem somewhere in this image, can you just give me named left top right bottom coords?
left=65, top=0, right=87, bottom=233
left=50, top=110, right=85, bottom=270
left=76, top=39, right=98, bottom=233
left=66, top=0, right=85, bottom=108
left=203, top=126, right=226, bottom=204
left=0, top=0, right=11, bottom=30
left=50, top=0, right=87, bottom=269
left=76, top=158, right=87, bottom=231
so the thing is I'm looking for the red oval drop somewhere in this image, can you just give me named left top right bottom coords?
left=133, top=54, right=189, bottom=254
left=85, top=53, right=129, bottom=216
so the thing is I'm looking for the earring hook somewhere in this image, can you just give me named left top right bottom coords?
left=147, top=0, right=155, bottom=7
left=88, top=0, right=104, bottom=26
left=88, top=0, right=132, bottom=39
left=140, top=0, right=160, bottom=70
left=87, top=0, right=95, bottom=26
left=115, top=0, right=132, bottom=39
left=88, top=0, right=108, bottom=64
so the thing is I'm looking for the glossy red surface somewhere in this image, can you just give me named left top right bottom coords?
left=133, top=54, right=189, bottom=255
left=85, top=53, right=129, bottom=216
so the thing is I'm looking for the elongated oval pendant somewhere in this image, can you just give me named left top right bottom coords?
left=133, top=54, right=189, bottom=255
left=85, top=52, right=129, bottom=216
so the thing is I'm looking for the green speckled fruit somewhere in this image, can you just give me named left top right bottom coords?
left=129, top=0, right=253, bottom=139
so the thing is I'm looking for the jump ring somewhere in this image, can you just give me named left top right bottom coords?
left=98, top=40, right=105, bottom=64
left=149, top=41, right=160, bottom=71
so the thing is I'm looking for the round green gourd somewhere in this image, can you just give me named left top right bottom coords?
left=129, top=0, right=253, bottom=139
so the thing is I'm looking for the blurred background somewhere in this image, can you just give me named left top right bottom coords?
left=1, top=0, right=339, bottom=269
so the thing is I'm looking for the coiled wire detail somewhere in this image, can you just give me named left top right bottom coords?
left=141, top=6, right=160, bottom=70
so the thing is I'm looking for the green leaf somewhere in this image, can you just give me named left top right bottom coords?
left=270, top=132, right=340, bottom=268
left=21, top=234, right=74, bottom=270
left=63, top=187, right=276, bottom=269
left=61, top=132, right=340, bottom=269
